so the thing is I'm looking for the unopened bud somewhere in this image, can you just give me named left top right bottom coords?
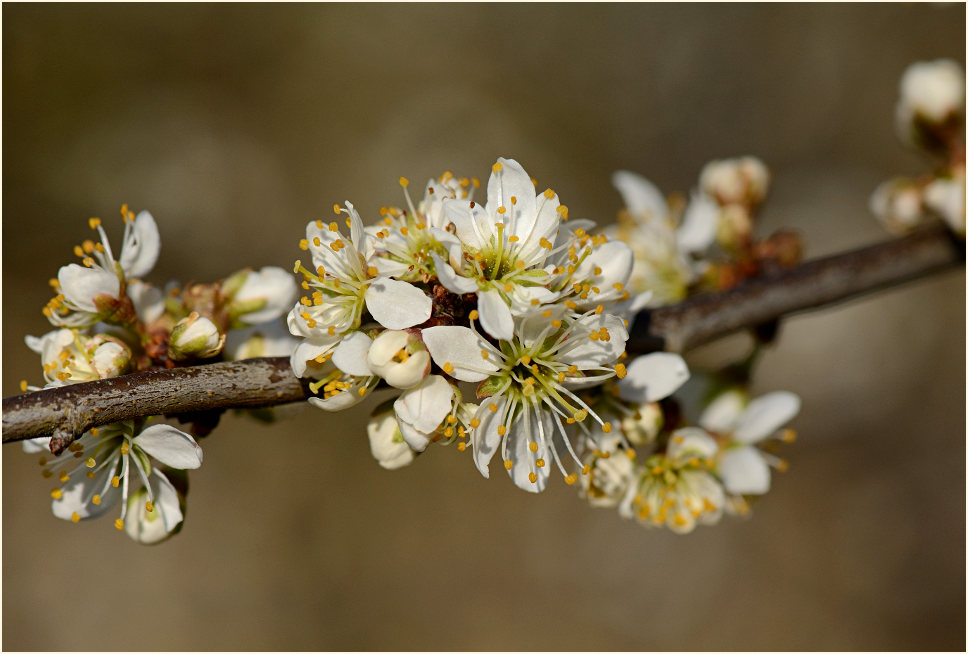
left=366, top=412, right=416, bottom=470
left=89, top=336, right=132, bottom=378
left=700, top=156, right=770, bottom=207
left=895, top=59, right=965, bottom=145
left=922, top=172, right=966, bottom=236
left=366, top=330, right=430, bottom=389
left=869, top=178, right=927, bottom=235
left=168, top=312, right=224, bottom=361
left=621, top=402, right=664, bottom=446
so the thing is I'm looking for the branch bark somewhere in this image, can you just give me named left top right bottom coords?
left=3, top=225, right=963, bottom=450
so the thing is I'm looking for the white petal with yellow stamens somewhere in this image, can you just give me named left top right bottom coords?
left=132, top=424, right=203, bottom=470
left=617, top=352, right=690, bottom=403
left=364, top=278, right=432, bottom=330
left=421, top=325, right=501, bottom=383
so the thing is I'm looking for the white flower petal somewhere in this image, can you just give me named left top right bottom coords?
left=471, top=400, right=503, bottom=478
left=617, top=352, right=690, bottom=403
left=421, top=326, right=500, bottom=382
left=332, top=331, right=374, bottom=377
left=558, top=313, right=629, bottom=368
left=734, top=391, right=801, bottom=444
left=307, top=379, right=369, bottom=411
left=149, top=470, right=184, bottom=534
left=52, top=458, right=120, bottom=521
left=612, top=170, right=669, bottom=219
left=126, top=280, right=165, bottom=324
left=119, top=211, right=161, bottom=279
left=393, top=375, right=454, bottom=445
left=365, top=278, right=432, bottom=330
left=234, top=267, right=299, bottom=325
left=58, top=264, right=120, bottom=312
left=367, top=414, right=415, bottom=469
left=133, top=424, right=203, bottom=470
left=677, top=192, right=719, bottom=253
left=507, top=409, right=551, bottom=493
left=698, top=389, right=748, bottom=435
left=444, top=199, right=491, bottom=250
left=477, top=288, right=514, bottom=341
left=488, top=157, right=537, bottom=224
left=431, top=252, right=477, bottom=294
left=718, top=446, right=771, bottom=495
left=289, top=337, right=338, bottom=378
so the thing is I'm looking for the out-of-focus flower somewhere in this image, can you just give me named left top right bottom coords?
left=869, top=178, right=928, bottom=235
left=619, top=427, right=725, bottom=534
left=699, top=156, right=771, bottom=207
left=923, top=169, right=966, bottom=235
left=699, top=389, right=800, bottom=496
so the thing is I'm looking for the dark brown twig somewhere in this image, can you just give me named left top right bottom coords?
left=3, top=226, right=963, bottom=451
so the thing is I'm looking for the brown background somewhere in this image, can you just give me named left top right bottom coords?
left=3, top=4, right=965, bottom=651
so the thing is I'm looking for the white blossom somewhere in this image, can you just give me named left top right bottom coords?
left=895, top=59, right=965, bottom=143
left=367, top=412, right=417, bottom=470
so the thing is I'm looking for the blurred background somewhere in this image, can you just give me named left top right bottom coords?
left=3, top=4, right=965, bottom=650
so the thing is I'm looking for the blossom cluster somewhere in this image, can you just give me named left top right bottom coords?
left=287, top=157, right=801, bottom=532
left=870, top=59, right=966, bottom=236
left=21, top=206, right=298, bottom=543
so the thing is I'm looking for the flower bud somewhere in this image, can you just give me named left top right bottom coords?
left=621, top=401, right=664, bottom=446
left=922, top=172, right=966, bottom=235
left=895, top=59, right=965, bottom=144
left=225, top=267, right=299, bottom=326
left=89, top=335, right=133, bottom=378
left=869, top=178, right=926, bottom=235
left=700, top=156, right=770, bottom=207
left=367, top=412, right=416, bottom=470
left=366, top=330, right=430, bottom=389
left=168, top=312, right=224, bottom=361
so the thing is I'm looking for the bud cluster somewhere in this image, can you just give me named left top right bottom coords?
left=871, top=59, right=966, bottom=236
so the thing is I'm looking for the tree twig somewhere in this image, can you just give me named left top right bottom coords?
left=3, top=225, right=963, bottom=451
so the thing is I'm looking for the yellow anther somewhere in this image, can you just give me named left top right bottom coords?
left=85, top=457, right=96, bottom=468
left=528, top=472, right=538, bottom=484
left=446, top=415, right=458, bottom=424
left=469, top=310, right=479, bottom=320
left=504, top=459, right=513, bottom=470
left=73, top=245, right=84, bottom=257
left=574, top=409, right=588, bottom=422
left=780, top=429, right=797, bottom=443
left=71, top=512, right=81, bottom=523
left=333, top=203, right=341, bottom=215
left=625, top=449, right=637, bottom=460
left=602, top=422, right=612, bottom=433
left=443, top=427, right=454, bottom=437
left=82, top=239, right=95, bottom=253
left=367, top=266, right=379, bottom=277
left=50, top=489, right=63, bottom=499
left=19, top=380, right=28, bottom=392
left=470, top=418, right=481, bottom=428
left=565, top=300, right=578, bottom=310
left=489, top=403, right=498, bottom=413
left=480, top=349, right=489, bottom=360
left=399, top=176, right=410, bottom=188
left=614, top=363, right=627, bottom=379
left=457, top=442, right=467, bottom=452
left=582, top=464, right=591, bottom=475
left=111, top=476, right=120, bottom=488
left=442, top=362, right=455, bottom=374
left=91, top=493, right=102, bottom=505
left=492, top=162, right=503, bottom=173
left=565, top=474, right=578, bottom=485
left=89, top=217, right=101, bottom=229
left=528, top=441, right=538, bottom=453
left=293, top=259, right=302, bottom=273
left=519, top=354, right=532, bottom=365
left=497, top=425, right=507, bottom=436
left=400, top=227, right=409, bottom=236
left=497, top=206, right=506, bottom=215
left=508, top=234, right=519, bottom=242
left=541, top=310, right=552, bottom=318
left=145, top=500, right=154, bottom=513
left=59, top=471, right=70, bottom=482
left=530, top=298, right=540, bottom=305
left=515, top=260, right=525, bottom=270
left=299, top=239, right=309, bottom=251
left=120, top=442, right=130, bottom=455
left=566, top=417, right=576, bottom=425
left=38, top=457, right=48, bottom=466
left=312, top=236, right=322, bottom=247
left=551, top=319, right=562, bottom=328
left=115, top=518, right=124, bottom=530
left=357, top=387, right=367, bottom=397
left=776, top=459, right=790, bottom=472
left=594, top=304, right=604, bottom=315
left=535, top=458, right=545, bottom=468
left=86, top=470, right=96, bottom=479
left=557, top=372, right=566, bottom=382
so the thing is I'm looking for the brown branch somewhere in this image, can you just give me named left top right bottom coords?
left=3, top=225, right=963, bottom=451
